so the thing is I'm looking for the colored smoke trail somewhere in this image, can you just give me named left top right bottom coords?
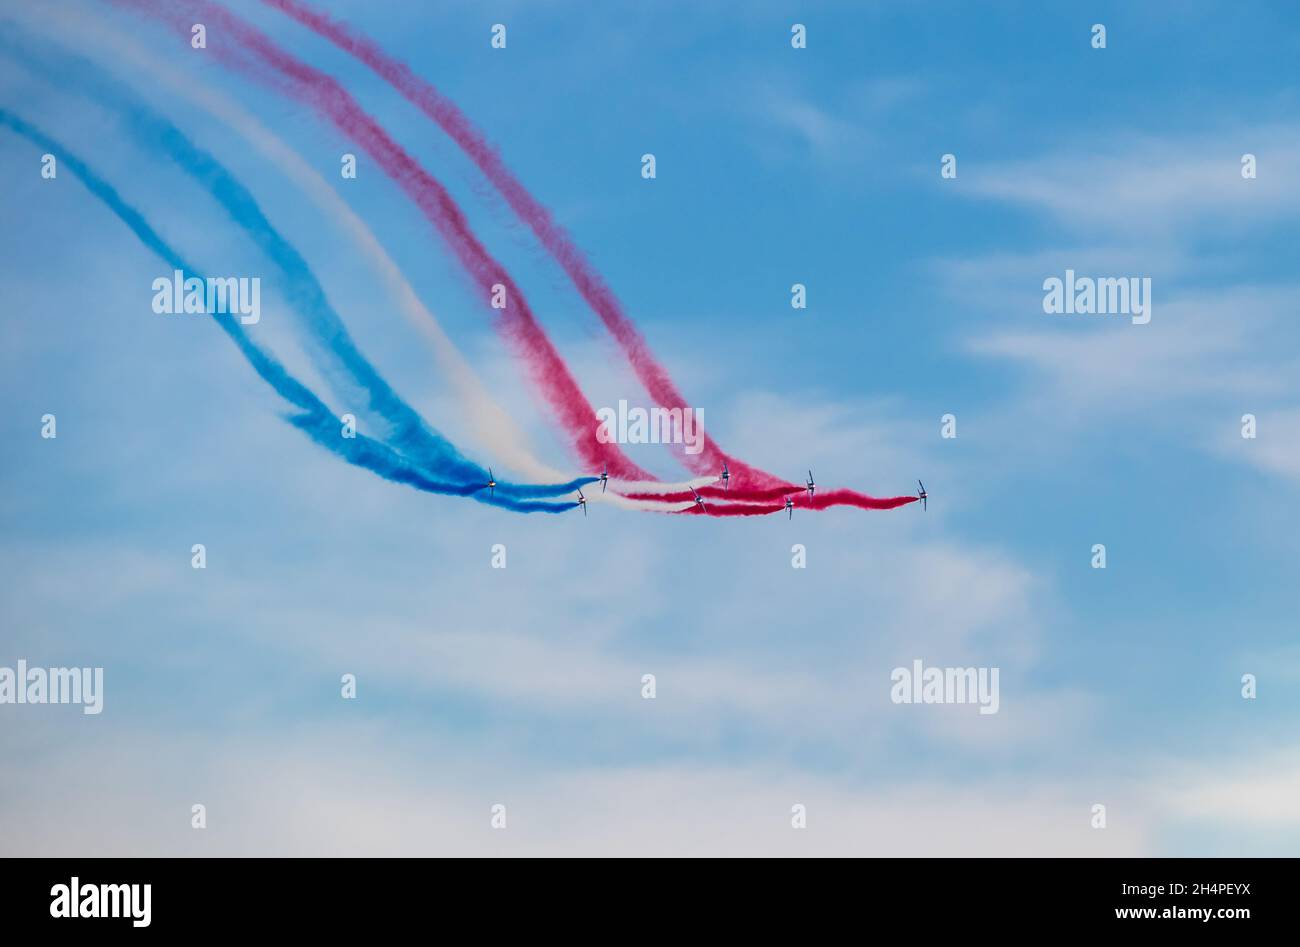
left=16, top=4, right=706, bottom=514
left=87, top=1, right=920, bottom=518
left=668, top=491, right=917, bottom=518
left=260, top=0, right=782, bottom=489
left=678, top=501, right=787, bottom=517
left=627, top=486, right=920, bottom=508
left=0, top=107, right=576, bottom=513
left=624, top=484, right=797, bottom=504
left=0, top=27, right=596, bottom=503
left=36, top=2, right=566, bottom=484
left=255, top=0, right=919, bottom=509
left=609, top=476, right=719, bottom=495
left=806, top=490, right=918, bottom=511
left=117, top=0, right=655, bottom=482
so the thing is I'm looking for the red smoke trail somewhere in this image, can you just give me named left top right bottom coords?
left=639, top=487, right=920, bottom=510
left=680, top=491, right=918, bottom=517
left=258, top=0, right=790, bottom=492
left=625, top=484, right=798, bottom=503
left=807, top=490, right=918, bottom=511
left=120, top=0, right=653, bottom=481
left=677, top=501, right=787, bottom=517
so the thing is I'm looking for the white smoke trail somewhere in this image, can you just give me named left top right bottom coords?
left=608, top=476, right=719, bottom=493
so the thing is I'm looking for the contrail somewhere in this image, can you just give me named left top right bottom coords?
left=114, top=0, right=657, bottom=482
left=0, top=108, right=577, bottom=513
left=0, top=28, right=596, bottom=503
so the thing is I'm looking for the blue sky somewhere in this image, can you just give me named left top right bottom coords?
left=2, top=0, right=1298, bottom=855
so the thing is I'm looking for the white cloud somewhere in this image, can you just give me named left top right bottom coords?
left=0, top=367, right=1085, bottom=765
left=966, top=285, right=1299, bottom=412
left=743, top=76, right=924, bottom=166
left=1208, top=406, right=1300, bottom=481
left=766, top=97, right=869, bottom=157
left=0, top=725, right=1150, bottom=856
left=1162, top=747, right=1300, bottom=828
left=964, top=124, right=1300, bottom=235
left=934, top=245, right=1189, bottom=314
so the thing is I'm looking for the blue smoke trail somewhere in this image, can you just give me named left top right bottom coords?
left=0, top=108, right=575, bottom=513
left=0, top=28, right=594, bottom=502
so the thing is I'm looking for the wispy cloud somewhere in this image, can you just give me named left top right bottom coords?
left=0, top=724, right=1151, bottom=856
left=963, top=124, right=1300, bottom=235
left=1208, top=406, right=1300, bottom=481
left=967, top=285, right=1298, bottom=410
left=1162, top=746, right=1300, bottom=828
left=743, top=75, right=925, bottom=165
